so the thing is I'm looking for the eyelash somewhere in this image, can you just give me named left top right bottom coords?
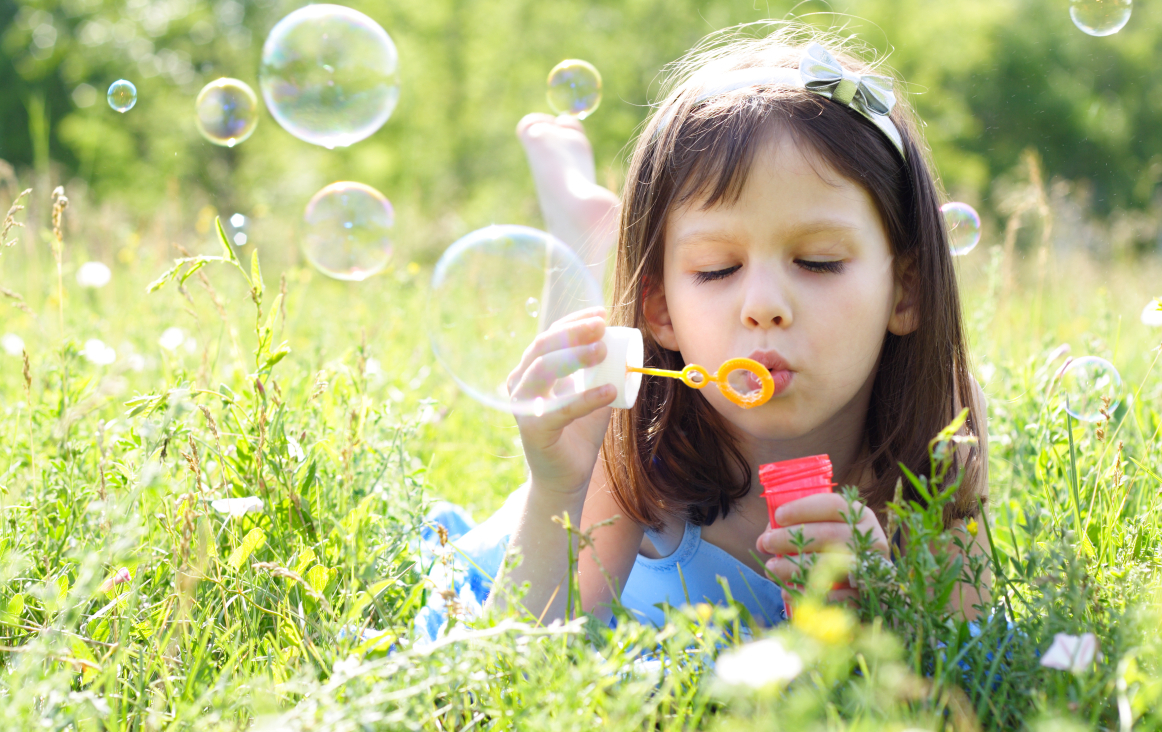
left=691, top=260, right=845, bottom=283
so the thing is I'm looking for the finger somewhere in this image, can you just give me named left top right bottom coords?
left=552, top=114, right=586, bottom=133
left=511, top=341, right=608, bottom=398
left=516, top=112, right=559, bottom=138
left=517, top=384, right=616, bottom=433
left=508, top=310, right=606, bottom=389
left=763, top=555, right=820, bottom=585
left=759, top=522, right=859, bottom=556
left=773, top=493, right=864, bottom=527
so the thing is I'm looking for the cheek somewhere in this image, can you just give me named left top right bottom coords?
left=804, top=271, right=895, bottom=373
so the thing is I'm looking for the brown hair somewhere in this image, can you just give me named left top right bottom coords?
left=600, top=24, right=983, bottom=531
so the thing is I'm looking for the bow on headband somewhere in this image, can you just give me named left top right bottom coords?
left=798, top=43, right=903, bottom=154
left=667, top=42, right=906, bottom=158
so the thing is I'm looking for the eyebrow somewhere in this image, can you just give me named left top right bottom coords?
left=672, top=218, right=865, bottom=250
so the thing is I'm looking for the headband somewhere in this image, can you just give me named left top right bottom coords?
left=660, top=43, right=905, bottom=159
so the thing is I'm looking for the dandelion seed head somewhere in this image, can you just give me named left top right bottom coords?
left=76, top=261, right=112, bottom=289
left=1, top=333, right=24, bottom=356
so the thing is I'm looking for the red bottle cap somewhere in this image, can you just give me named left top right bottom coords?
left=760, top=454, right=834, bottom=528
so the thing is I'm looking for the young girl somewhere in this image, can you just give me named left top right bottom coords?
left=420, top=24, right=990, bottom=639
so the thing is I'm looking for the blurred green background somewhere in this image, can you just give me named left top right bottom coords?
left=2, top=0, right=1162, bottom=264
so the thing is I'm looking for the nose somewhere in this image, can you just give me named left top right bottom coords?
left=740, top=265, right=793, bottom=329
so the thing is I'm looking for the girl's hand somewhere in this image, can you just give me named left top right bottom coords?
left=757, top=494, right=890, bottom=605
left=507, top=307, right=617, bottom=499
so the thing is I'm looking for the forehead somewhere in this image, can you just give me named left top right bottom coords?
left=667, top=130, right=886, bottom=245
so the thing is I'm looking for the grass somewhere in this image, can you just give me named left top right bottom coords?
left=0, top=186, right=1160, bottom=731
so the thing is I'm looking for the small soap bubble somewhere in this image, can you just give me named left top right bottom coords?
left=429, top=225, right=604, bottom=415
left=525, top=297, right=539, bottom=318
left=546, top=59, right=602, bottom=119
left=303, top=182, right=393, bottom=281
left=195, top=78, right=259, bottom=147
left=1059, top=356, right=1122, bottom=422
left=942, top=202, right=981, bottom=256
left=107, top=80, right=137, bottom=113
left=260, top=4, right=399, bottom=148
left=1070, top=0, right=1132, bottom=36
left=725, top=367, right=764, bottom=402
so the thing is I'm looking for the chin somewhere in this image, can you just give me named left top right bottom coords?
left=719, top=400, right=821, bottom=442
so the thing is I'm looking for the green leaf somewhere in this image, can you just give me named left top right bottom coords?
left=293, top=548, right=316, bottom=576
left=1, top=593, right=24, bottom=625
left=305, top=564, right=335, bottom=595
left=178, top=259, right=208, bottom=286
left=250, top=249, right=264, bottom=301
left=227, top=528, right=267, bottom=571
left=215, top=216, right=239, bottom=263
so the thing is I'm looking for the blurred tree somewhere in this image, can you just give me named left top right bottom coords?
left=1, top=0, right=1160, bottom=251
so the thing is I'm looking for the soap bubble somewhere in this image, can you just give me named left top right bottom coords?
left=546, top=59, right=602, bottom=119
left=525, top=297, right=539, bottom=318
left=1059, top=356, right=1122, bottom=422
left=107, top=80, right=137, bottom=113
left=195, top=78, right=259, bottom=147
left=430, top=225, right=604, bottom=415
left=1071, top=0, right=1132, bottom=36
left=259, top=4, right=399, bottom=148
left=942, top=202, right=981, bottom=256
left=302, top=182, right=393, bottom=281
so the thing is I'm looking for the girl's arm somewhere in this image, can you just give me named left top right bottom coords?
left=484, top=310, right=642, bottom=625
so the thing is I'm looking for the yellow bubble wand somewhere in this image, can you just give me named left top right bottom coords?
left=627, top=357, right=775, bottom=409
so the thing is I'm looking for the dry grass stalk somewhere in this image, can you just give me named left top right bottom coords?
left=2, top=188, right=31, bottom=247
left=50, top=186, right=68, bottom=333
left=1000, top=150, right=1052, bottom=302
left=0, top=286, right=34, bottom=315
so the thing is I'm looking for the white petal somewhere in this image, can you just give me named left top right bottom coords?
left=1142, top=299, right=1162, bottom=327
left=716, top=637, right=803, bottom=688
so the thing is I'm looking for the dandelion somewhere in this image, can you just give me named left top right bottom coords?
left=1040, top=632, right=1098, bottom=673
left=158, top=327, right=185, bottom=351
left=1, top=333, right=24, bottom=356
left=715, top=637, right=803, bottom=689
left=210, top=496, right=264, bottom=517
left=81, top=339, right=116, bottom=366
left=76, top=261, right=112, bottom=289
left=1142, top=298, right=1162, bottom=328
left=98, top=567, right=132, bottom=594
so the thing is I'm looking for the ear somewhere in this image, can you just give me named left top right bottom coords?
left=642, top=277, right=680, bottom=351
left=887, top=256, right=919, bottom=336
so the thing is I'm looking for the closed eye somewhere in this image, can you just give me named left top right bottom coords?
left=796, top=259, right=845, bottom=274
left=692, top=264, right=741, bottom=284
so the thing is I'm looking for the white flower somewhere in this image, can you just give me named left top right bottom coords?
left=1, top=333, right=24, bottom=356
left=76, top=261, right=111, bottom=289
left=715, top=637, right=803, bottom=689
left=1040, top=632, right=1098, bottom=673
left=287, top=436, right=305, bottom=462
left=82, top=339, right=116, bottom=365
left=158, top=327, right=185, bottom=351
left=1142, top=298, right=1162, bottom=328
left=126, top=353, right=146, bottom=372
left=210, top=496, right=264, bottom=517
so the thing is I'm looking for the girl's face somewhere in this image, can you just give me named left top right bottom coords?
left=645, top=131, right=917, bottom=444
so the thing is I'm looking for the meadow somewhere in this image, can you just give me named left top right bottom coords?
left=2, top=0, right=1162, bottom=728
left=0, top=169, right=1156, bottom=730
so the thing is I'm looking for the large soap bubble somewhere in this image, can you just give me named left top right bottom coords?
left=430, top=225, right=604, bottom=415
left=1059, top=356, right=1122, bottom=422
left=1071, top=0, right=1132, bottom=36
left=547, top=59, right=602, bottom=119
left=302, top=182, right=394, bottom=281
left=195, top=78, right=259, bottom=147
left=107, top=80, right=137, bottom=113
left=260, top=4, right=399, bottom=149
left=942, top=202, right=981, bottom=256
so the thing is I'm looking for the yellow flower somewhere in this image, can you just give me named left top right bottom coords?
left=966, top=517, right=979, bottom=537
left=791, top=600, right=854, bottom=646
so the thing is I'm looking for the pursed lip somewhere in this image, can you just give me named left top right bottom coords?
left=746, top=349, right=793, bottom=374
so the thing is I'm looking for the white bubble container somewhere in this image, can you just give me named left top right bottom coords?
left=582, top=326, right=643, bottom=409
